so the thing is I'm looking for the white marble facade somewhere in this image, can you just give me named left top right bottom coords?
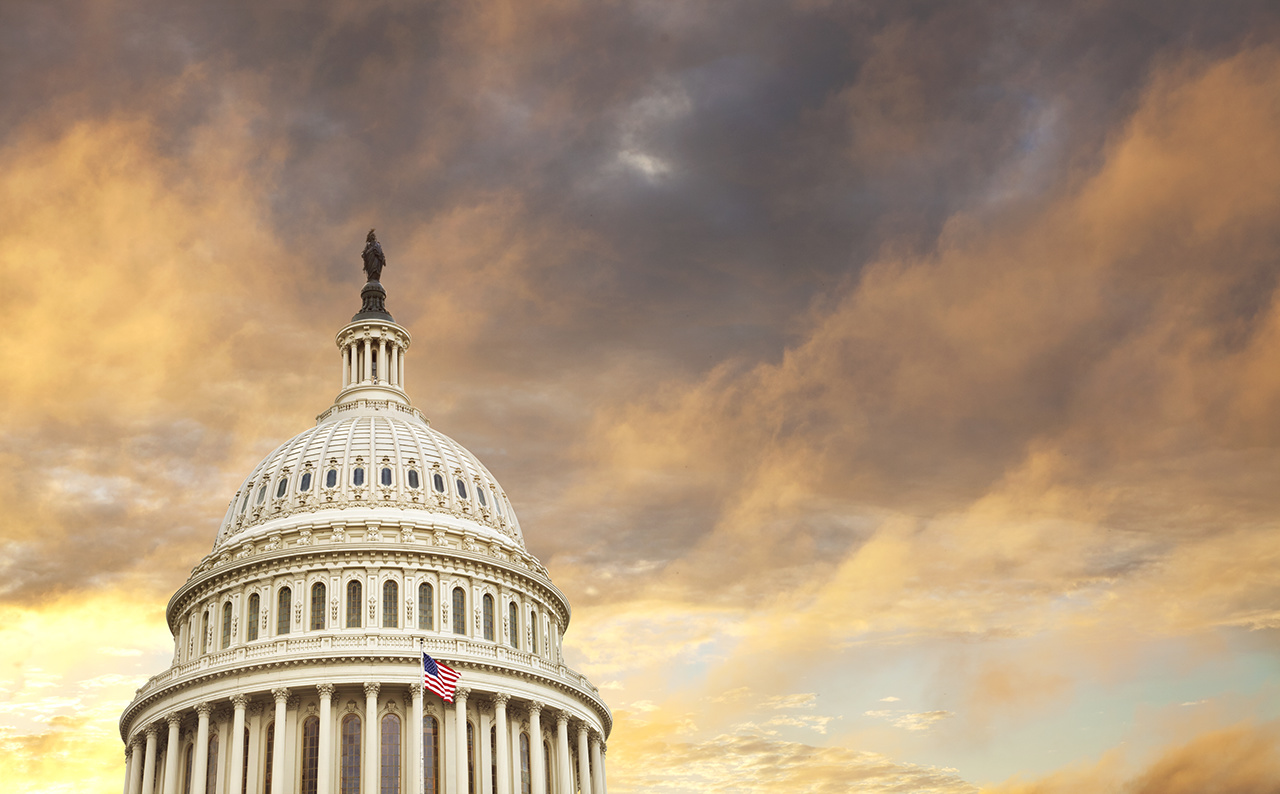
left=120, top=289, right=609, bottom=794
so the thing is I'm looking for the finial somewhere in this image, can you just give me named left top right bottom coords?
left=354, top=229, right=393, bottom=321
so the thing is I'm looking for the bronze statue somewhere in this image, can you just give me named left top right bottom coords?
left=361, top=228, right=387, bottom=283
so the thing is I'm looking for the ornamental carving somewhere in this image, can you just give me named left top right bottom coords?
left=331, top=598, right=339, bottom=620
left=368, top=597, right=376, bottom=620
left=433, top=530, right=446, bottom=547
left=405, top=598, right=413, bottom=623
left=263, top=535, right=282, bottom=551
left=366, top=525, right=382, bottom=542
left=236, top=543, right=254, bottom=559
left=297, top=529, right=313, bottom=546
left=400, top=526, right=415, bottom=543
left=331, top=527, right=347, bottom=543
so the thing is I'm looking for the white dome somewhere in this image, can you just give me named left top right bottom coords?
left=214, top=408, right=523, bottom=553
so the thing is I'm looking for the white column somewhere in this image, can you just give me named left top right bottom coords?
left=365, top=683, right=381, bottom=794
left=555, top=714, right=570, bottom=794
left=192, top=704, right=212, bottom=794
left=398, top=346, right=405, bottom=389
left=229, top=695, right=247, bottom=794
left=363, top=339, right=373, bottom=384
left=342, top=343, right=349, bottom=388
left=590, top=735, right=604, bottom=794
left=318, top=684, right=335, bottom=794
left=507, top=711, right=519, bottom=794
left=162, top=714, right=181, bottom=794
left=479, top=706, right=492, bottom=794
left=379, top=339, right=388, bottom=382
left=528, top=703, right=544, bottom=794
left=123, top=747, right=133, bottom=794
left=141, top=725, right=159, bottom=794
left=128, top=738, right=144, bottom=794
left=245, top=705, right=262, bottom=794
left=454, top=688, right=471, bottom=794
left=411, top=684, right=424, bottom=794
left=576, top=724, right=590, bottom=794
left=493, top=695, right=509, bottom=794
left=270, top=689, right=288, bottom=794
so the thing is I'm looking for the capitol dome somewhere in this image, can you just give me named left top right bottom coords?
left=119, top=250, right=610, bottom=794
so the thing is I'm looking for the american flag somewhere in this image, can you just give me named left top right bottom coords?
left=423, top=653, right=460, bottom=702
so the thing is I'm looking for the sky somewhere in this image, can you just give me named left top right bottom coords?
left=2, top=0, right=1280, bottom=791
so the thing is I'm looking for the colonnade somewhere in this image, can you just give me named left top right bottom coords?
left=123, top=682, right=607, bottom=794
left=342, top=334, right=405, bottom=389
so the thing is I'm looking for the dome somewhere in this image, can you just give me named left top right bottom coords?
left=213, top=410, right=525, bottom=554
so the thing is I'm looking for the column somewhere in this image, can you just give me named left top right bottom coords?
left=528, top=703, right=544, bottom=794
left=493, top=695, right=510, bottom=794
left=142, top=725, right=159, bottom=794
left=388, top=345, right=398, bottom=387
left=228, top=695, right=247, bottom=794
left=317, top=684, right=335, bottom=794
left=454, top=688, right=471, bottom=794
left=479, top=704, right=492, bottom=794
left=398, top=347, right=405, bottom=389
left=245, top=703, right=263, bottom=794
left=378, top=339, right=388, bottom=382
left=128, top=738, right=144, bottom=794
left=365, top=683, right=381, bottom=794
left=192, top=703, right=212, bottom=794
left=270, top=689, right=289, bottom=794
left=410, top=684, right=425, bottom=794
left=590, top=735, right=604, bottom=794
left=555, top=714, right=570, bottom=794
left=363, top=339, right=372, bottom=384
left=163, top=714, right=181, bottom=794
left=342, top=343, right=350, bottom=388
left=123, top=747, right=133, bottom=794
left=576, top=723, right=590, bottom=794
left=597, top=744, right=607, bottom=794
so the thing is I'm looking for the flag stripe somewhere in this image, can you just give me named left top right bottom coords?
left=423, top=652, right=460, bottom=703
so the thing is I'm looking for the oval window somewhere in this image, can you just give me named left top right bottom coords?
left=325, top=469, right=337, bottom=488
left=300, top=472, right=313, bottom=492
left=455, top=479, right=467, bottom=500
left=407, top=470, right=420, bottom=489
left=477, top=488, right=487, bottom=507
left=276, top=478, right=288, bottom=498
left=353, top=467, right=365, bottom=486
left=494, top=494, right=502, bottom=517
left=381, top=467, right=392, bottom=486
left=256, top=485, right=266, bottom=504
left=433, top=473, right=445, bottom=493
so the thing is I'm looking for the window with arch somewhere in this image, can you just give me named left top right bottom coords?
left=310, top=582, right=326, bottom=630
left=256, top=484, right=266, bottom=504
left=301, top=715, right=319, bottom=794
left=381, top=467, right=393, bottom=486
left=494, top=493, right=503, bottom=518
left=408, top=469, right=420, bottom=489
left=452, top=587, right=466, bottom=636
left=341, top=714, right=361, bottom=794
left=467, top=721, right=475, bottom=794
left=418, top=583, right=433, bottom=630
left=246, top=593, right=260, bottom=642
left=276, top=478, right=288, bottom=498
left=456, top=479, right=468, bottom=500
left=482, top=594, right=495, bottom=642
left=201, top=610, right=210, bottom=655
left=263, top=722, right=275, bottom=794
left=381, top=713, right=401, bottom=794
left=520, top=732, right=532, bottom=794
left=347, top=580, right=362, bottom=628
left=432, top=473, right=445, bottom=493
left=530, top=607, right=539, bottom=654
left=221, top=601, right=232, bottom=649
left=183, top=743, right=193, bottom=794
left=326, top=469, right=338, bottom=489
left=277, top=588, right=292, bottom=635
left=477, top=487, right=487, bottom=507
left=509, top=602, right=519, bottom=649
left=300, top=471, right=313, bottom=492
left=423, top=715, right=440, bottom=794
left=353, top=467, right=365, bottom=486
left=383, top=580, right=399, bottom=628
left=205, top=733, right=219, bottom=794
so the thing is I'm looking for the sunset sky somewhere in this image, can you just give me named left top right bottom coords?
left=4, top=1, right=1280, bottom=792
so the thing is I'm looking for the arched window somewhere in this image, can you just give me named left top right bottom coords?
left=353, top=467, right=365, bottom=486
left=456, top=479, right=468, bottom=500
left=482, top=594, right=495, bottom=642
left=383, top=580, right=399, bottom=628
left=301, top=715, right=319, bottom=794
left=221, top=602, right=232, bottom=650
left=277, top=588, right=291, bottom=635
left=310, top=582, right=326, bottom=630
left=452, top=588, right=466, bottom=636
left=347, top=580, right=362, bottom=628
left=341, top=714, right=361, bottom=794
left=408, top=470, right=420, bottom=489
left=509, top=602, right=519, bottom=649
left=381, top=467, right=393, bottom=486
left=432, top=473, right=445, bottom=493
left=543, top=741, right=553, bottom=794
left=263, top=722, right=275, bottom=794
left=300, top=471, right=313, bottom=492
left=381, top=713, right=401, bottom=794
left=205, top=733, right=219, bottom=794
left=183, top=744, right=193, bottom=794
left=276, top=478, right=288, bottom=498
left=494, top=493, right=503, bottom=518
left=477, top=487, right=487, bottom=507
left=418, top=583, right=433, bottom=630
left=520, top=732, right=532, bottom=794
left=467, top=721, right=475, bottom=794
left=246, top=594, right=260, bottom=642
left=201, top=610, right=210, bottom=654
left=256, top=485, right=266, bottom=504
left=423, top=715, right=440, bottom=794
left=326, top=469, right=338, bottom=488
left=530, top=608, right=539, bottom=654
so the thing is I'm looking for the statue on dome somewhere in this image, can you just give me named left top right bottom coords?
left=361, top=229, right=387, bottom=283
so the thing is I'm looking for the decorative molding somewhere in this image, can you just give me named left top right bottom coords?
left=494, top=693, right=511, bottom=708
left=317, top=683, right=336, bottom=699
left=231, top=693, right=249, bottom=709
left=271, top=687, right=290, bottom=704
left=409, top=683, right=423, bottom=698
left=363, top=682, right=381, bottom=699
left=195, top=702, right=213, bottom=718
